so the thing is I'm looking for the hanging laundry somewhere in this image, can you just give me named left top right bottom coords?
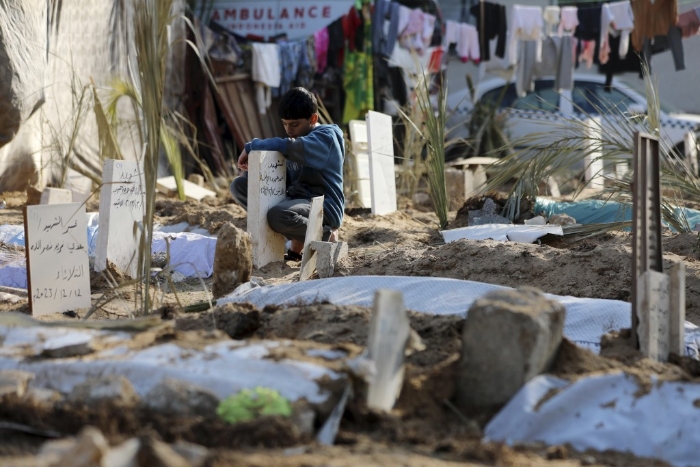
left=543, top=6, right=560, bottom=36
left=372, top=0, right=400, bottom=58
left=599, top=1, right=634, bottom=65
left=398, top=5, right=411, bottom=35
left=444, top=20, right=480, bottom=63
left=251, top=42, right=281, bottom=115
left=469, top=1, right=507, bottom=61
left=314, top=28, right=329, bottom=74
left=422, top=13, right=436, bottom=49
left=343, top=4, right=363, bottom=52
left=516, top=40, right=539, bottom=97
left=677, top=8, right=700, bottom=38
left=273, top=40, right=305, bottom=98
left=296, top=37, right=317, bottom=90
left=343, top=3, right=373, bottom=123
left=399, top=8, right=426, bottom=53
left=326, top=17, right=345, bottom=69
left=534, top=36, right=575, bottom=91
left=642, top=26, right=684, bottom=72
left=574, top=6, right=601, bottom=69
left=508, top=5, right=544, bottom=66
left=558, top=7, right=579, bottom=35
left=630, top=0, right=677, bottom=52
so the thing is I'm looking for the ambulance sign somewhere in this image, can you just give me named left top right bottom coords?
left=209, top=0, right=355, bottom=39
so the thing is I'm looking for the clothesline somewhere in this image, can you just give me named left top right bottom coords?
left=557, top=0, right=700, bottom=6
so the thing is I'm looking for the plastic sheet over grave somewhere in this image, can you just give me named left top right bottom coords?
left=440, top=224, right=563, bottom=244
left=0, top=320, right=342, bottom=404
left=535, top=197, right=700, bottom=229
left=485, top=372, right=700, bottom=467
left=222, top=276, right=700, bottom=357
left=0, top=217, right=217, bottom=287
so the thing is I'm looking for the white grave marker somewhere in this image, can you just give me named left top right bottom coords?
left=299, top=196, right=324, bottom=281
left=95, top=160, right=145, bottom=278
left=685, top=132, right=698, bottom=177
left=366, top=289, right=410, bottom=411
left=585, top=117, right=605, bottom=191
left=248, top=150, right=286, bottom=268
left=25, top=203, right=90, bottom=316
left=348, top=119, right=372, bottom=208
left=366, top=111, right=397, bottom=215
left=637, top=270, right=670, bottom=361
left=40, top=188, right=73, bottom=205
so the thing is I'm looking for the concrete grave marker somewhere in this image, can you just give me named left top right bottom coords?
left=24, top=203, right=90, bottom=316
left=669, top=262, right=686, bottom=357
left=65, top=168, right=94, bottom=204
left=156, top=176, right=216, bottom=201
left=348, top=119, right=372, bottom=208
left=95, top=160, right=145, bottom=278
left=40, top=188, right=73, bottom=205
left=637, top=270, right=671, bottom=361
left=248, top=150, right=286, bottom=268
left=366, top=111, right=397, bottom=216
left=299, top=196, right=324, bottom=281
left=366, top=289, right=410, bottom=411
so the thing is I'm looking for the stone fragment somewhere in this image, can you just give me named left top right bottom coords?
left=143, top=378, right=219, bottom=417
left=212, top=222, right=252, bottom=298
left=468, top=198, right=511, bottom=226
left=308, top=241, right=348, bottom=279
left=457, top=286, right=564, bottom=415
left=134, top=437, right=192, bottom=467
left=40, top=187, right=72, bottom=204
left=0, top=370, right=34, bottom=397
left=68, top=375, right=139, bottom=407
left=187, top=173, right=205, bottom=186
left=49, top=426, right=109, bottom=467
left=548, top=213, right=576, bottom=226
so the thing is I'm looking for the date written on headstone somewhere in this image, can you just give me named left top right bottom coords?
left=25, top=203, right=91, bottom=316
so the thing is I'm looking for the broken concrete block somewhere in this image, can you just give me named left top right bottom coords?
left=50, top=426, right=109, bottom=467
left=134, top=437, right=192, bottom=467
left=68, top=375, right=139, bottom=407
left=143, top=378, right=219, bottom=417
left=156, top=176, right=216, bottom=201
left=40, top=187, right=73, bottom=205
left=212, top=222, right=252, bottom=298
left=0, top=369, right=34, bottom=397
left=456, top=287, right=564, bottom=415
left=24, top=387, right=62, bottom=409
left=308, top=241, right=348, bottom=279
left=549, top=213, right=576, bottom=226
left=187, top=173, right=205, bottom=187
left=524, top=216, right=546, bottom=226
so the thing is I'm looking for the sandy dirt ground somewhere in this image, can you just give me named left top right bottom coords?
left=0, top=188, right=697, bottom=466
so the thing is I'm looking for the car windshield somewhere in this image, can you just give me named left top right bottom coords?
left=478, top=79, right=686, bottom=115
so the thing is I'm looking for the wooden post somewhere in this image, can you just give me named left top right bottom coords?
left=299, top=196, right=324, bottom=281
left=366, top=289, right=410, bottom=411
left=631, top=132, right=663, bottom=347
left=669, top=262, right=686, bottom=356
left=248, top=150, right=286, bottom=268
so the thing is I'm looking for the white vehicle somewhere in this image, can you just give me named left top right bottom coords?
left=446, top=74, right=700, bottom=160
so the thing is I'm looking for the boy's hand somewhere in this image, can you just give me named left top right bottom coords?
left=237, top=149, right=248, bottom=171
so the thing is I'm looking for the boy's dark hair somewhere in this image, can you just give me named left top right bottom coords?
left=278, top=87, right=318, bottom=120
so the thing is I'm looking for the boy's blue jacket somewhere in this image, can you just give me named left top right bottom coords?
left=245, top=124, right=345, bottom=228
